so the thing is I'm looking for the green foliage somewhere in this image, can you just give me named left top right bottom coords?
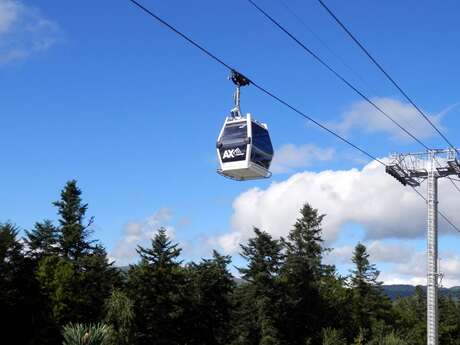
left=282, top=204, right=328, bottom=279
left=232, top=228, right=284, bottom=345
left=104, top=290, right=135, bottom=345
left=349, top=243, right=393, bottom=341
left=31, top=180, right=120, bottom=344
left=25, top=220, right=59, bottom=259
left=128, top=228, right=187, bottom=345
left=238, top=227, right=284, bottom=283
left=354, top=330, right=365, bottom=345
left=186, top=250, right=235, bottom=345
left=392, top=287, right=426, bottom=345
left=0, top=222, right=23, bottom=271
left=53, top=180, right=94, bottom=260
left=4, top=180, right=460, bottom=345
left=36, top=255, right=79, bottom=324
left=62, top=323, right=113, bottom=345
left=279, top=204, right=333, bottom=345
left=322, top=328, right=347, bottom=345
left=367, top=332, right=408, bottom=345
left=439, top=295, right=460, bottom=345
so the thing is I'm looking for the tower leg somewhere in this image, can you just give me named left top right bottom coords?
left=427, top=170, right=438, bottom=345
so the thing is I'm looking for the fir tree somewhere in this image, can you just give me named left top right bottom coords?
left=0, top=223, right=26, bottom=342
left=439, top=294, right=460, bottom=345
left=232, top=228, right=284, bottom=345
left=128, top=227, right=186, bottom=345
left=349, top=243, right=392, bottom=341
left=25, top=220, right=59, bottom=259
left=186, top=251, right=235, bottom=345
left=238, top=228, right=284, bottom=283
left=136, top=227, right=181, bottom=268
left=36, top=181, right=118, bottom=340
left=53, top=180, right=94, bottom=260
left=104, top=290, right=135, bottom=345
left=279, top=204, right=336, bottom=345
left=282, top=204, right=328, bottom=279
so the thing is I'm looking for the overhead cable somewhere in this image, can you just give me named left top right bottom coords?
left=316, top=0, right=458, bottom=153
left=126, top=0, right=459, bottom=232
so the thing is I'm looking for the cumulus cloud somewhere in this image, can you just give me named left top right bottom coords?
left=367, top=241, right=413, bottom=264
left=324, top=241, right=412, bottom=266
left=380, top=251, right=460, bottom=287
left=324, top=245, right=354, bottom=265
left=324, top=241, right=460, bottom=287
left=271, top=143, right=335, bottom=173
left=0, top=0, right=59, bottom=65
left=332, top=97, right=449, bottom=141
left=110, top=208, right=174, bottom=266
left=216, top=159, right=460, bottom=253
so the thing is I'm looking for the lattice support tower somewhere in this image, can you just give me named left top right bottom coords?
left=386, top=148, right=460, bottom=345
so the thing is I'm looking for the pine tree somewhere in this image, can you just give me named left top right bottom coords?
left=0, top=222, right=58, bottom=344
left=35, top=181, right=119, bottom=339
left=77, top=245, right=121, bottom=322
left=238, top=228, right=284, bottom=283
left=104, top=290, right=135, bottom=345
left=392, top=286, right=426, bottom=344
left=186, top=251, right=235, bottom=345
left=349, top=243, right=392, bottom=341
left=439, top=294, right=460, bottom=345
left=279, top=204, right=337, bottom=345
left=0, top=223, right=25, bottom=342
left=283, top=204, right=327, bottom=278
left=36, top=255, right=79, bottom=325
left=127, top=227, right=186, bottom=345
left=351, top=243, right=380, bottom=292
left=136, top=227, right=181, bottom=268
left=322, top=328, right=347, bottom=345
left=53, top=180, right=94, bottom=260
left=25, top=220, right=59, bottom=259
left=231, top=228, right=284, bottom=345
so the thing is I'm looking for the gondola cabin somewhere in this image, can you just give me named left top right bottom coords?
left=216, top=114, right=274, bottom=180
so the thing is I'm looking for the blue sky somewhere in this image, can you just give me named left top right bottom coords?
left=1, top=0, right=460, bottom=285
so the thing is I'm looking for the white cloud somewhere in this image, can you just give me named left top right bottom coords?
left=332, top=97, right=448, bottom=141
left=216, top=159, right=460, bottom=254
left=367, top=241, right=413, bottom=264
left=110, top=208, right=174, bottom=266
left=324, top=245, right=354, bottom=265
left=325, top=241, right=460, bottom=287
left=380, top=251, right=460, bottom=287
left=271, top=143, right=335, bottom=173
left=0, top=0, right=59, bottom=65
left=0, top=0, right=19, bottom=34
left=324, top=241, right=412, bottom=266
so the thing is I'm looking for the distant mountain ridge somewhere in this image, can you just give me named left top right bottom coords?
left=117, top=267, right=459, bottom=300
left=382, top=284, right=460, bottom=300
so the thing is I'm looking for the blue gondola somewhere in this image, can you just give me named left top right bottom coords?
left=216, top=71, right=274, bottom=180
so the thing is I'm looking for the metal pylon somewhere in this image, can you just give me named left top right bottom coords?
left=386, top=148, right=460, bottom=345
left=427, top=161, right=438, bottom=345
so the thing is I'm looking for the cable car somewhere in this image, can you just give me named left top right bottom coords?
left=216, top=71, right=274, bottom=180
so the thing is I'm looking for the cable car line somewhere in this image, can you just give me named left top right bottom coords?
left=127, top=0, right=385, bottom=166
left=247, top=0, right=460, bottom=195
left=128, top=0, right=234, bottom=71
left=411, top=187, right=460, bottom=233
left=126, top=0, right=459, bottom=231
left=316, top=0, right=458, bottom=154
left=247, top=0, right=429, bottom=151
left=315, top=0, right=460, bottom=195
left=276, top=0, right=379, bottom=99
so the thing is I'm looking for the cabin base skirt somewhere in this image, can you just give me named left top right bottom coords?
left=217, top=162, right=271, bottom=181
